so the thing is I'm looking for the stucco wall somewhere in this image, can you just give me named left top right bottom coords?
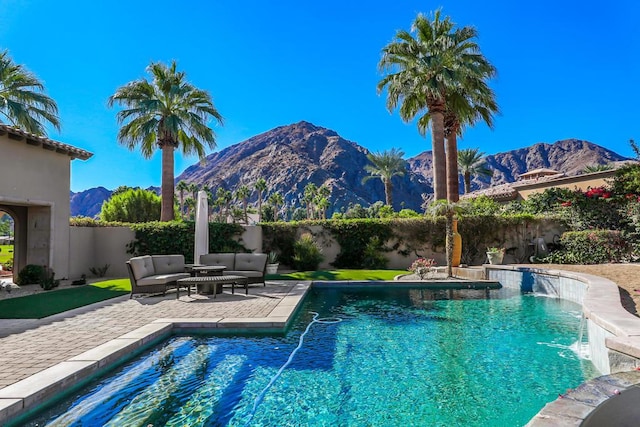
left=0, top=134, right=72, bottom=278
left=69, top=227, right=136, bottom=278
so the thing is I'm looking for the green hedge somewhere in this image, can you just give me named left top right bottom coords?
left=127, top=221, right=246, bottom=263
left=262, top=215, right=544, bottom=268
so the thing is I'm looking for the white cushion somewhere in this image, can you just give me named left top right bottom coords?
left=129, top=256, right=154, bottom=280
left=234, top=253, right=267, bottom=271
left=200, top=253, right=235, bottom=270
left=137, top=273, right=190, bottom=286
left=152, top=255, right=185, bottom=275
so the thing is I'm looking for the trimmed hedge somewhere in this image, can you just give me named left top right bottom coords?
left=127, top=221, right=246, bottom=263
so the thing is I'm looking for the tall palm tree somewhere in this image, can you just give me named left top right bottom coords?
left=362, top=148, right=406, bottom=207
left=0, top=50, right=60, bottom=135
left=176, top=180, right=189, bottom=219
left=303, top=183, right=318, bottom=219
left=235, top=185, right=251, bottom=224
left=268, top=192, right=284, bottom=222
left=378, top=10, right=494, bottom=201
left=443, top=77, right=498, bottom=201
left=254, top=177, right=267, bottom=222
left=108, top=61, right=223, bottom=221
left=458, top=148, right=493, bottom=193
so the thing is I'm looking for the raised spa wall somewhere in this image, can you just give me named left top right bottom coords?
left=476, top=265, right=640, bottom=375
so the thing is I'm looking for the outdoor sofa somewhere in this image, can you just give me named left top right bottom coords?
left=126, top=254, right=190, bottom=298
left=199, top=252, right=268, bottom=285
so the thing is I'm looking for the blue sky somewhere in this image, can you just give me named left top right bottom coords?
left=2, top=0, right=638, bottom=192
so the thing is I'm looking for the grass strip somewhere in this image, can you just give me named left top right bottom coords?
left=0, top=279, right=131, bottom=319
left=267, top=269, right=407, bottom=281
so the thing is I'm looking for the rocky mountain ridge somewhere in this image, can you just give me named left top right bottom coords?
left=71, top=121, right=630, bottom=218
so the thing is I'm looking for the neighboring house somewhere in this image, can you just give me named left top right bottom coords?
left=461, top=167, right=625, bottom=202
left=0, top=124, right=92, bottom=280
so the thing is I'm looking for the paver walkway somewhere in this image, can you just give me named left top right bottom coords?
left=0, top=282, right=297, bottom=389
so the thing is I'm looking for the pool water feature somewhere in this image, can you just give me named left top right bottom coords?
left=20, top=286, right=598, bottom=426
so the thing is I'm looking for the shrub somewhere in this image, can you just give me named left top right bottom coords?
left=292, top=233, right=324, bottom=271
left=542, top=230, right=631, bottom=264
left=16, top=264, right=45, bottom=286
left=100, top=188, right=162, bottom=223
left=39, top=266, right=60, bottom=290
left=409, top=258, right=436, bottom=279
left=89, top=264, right=110, bottom=277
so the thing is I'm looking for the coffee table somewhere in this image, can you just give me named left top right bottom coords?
left=177, top=275, right=249, bottom=298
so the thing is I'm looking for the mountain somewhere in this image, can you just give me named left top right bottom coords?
left=408, top=139, right=631, bottom=193
left=177, top=121, right=430, bottom=214
left=69, top=122, right=631, bottom=217
left=70, top=187, right=112, bottom=218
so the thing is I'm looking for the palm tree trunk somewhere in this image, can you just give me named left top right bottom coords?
left=464, top=172, right=471, bottom=194
left=431, top=111, right=447, bottom=200
left=384, top=178, right=393, bottom=206
left=160, top=144, right=175, bottom=221
left=446, top=213, right=454, bottom=277
left=446, top=133, right=460, bottom=202
left=257, top=192, right=263, bottom=223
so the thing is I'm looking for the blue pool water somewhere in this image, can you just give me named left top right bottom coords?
left=21, top=286, right=597, bottom=426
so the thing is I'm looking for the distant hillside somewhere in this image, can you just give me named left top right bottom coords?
left=407, top=139, right=630, bottom=192
left=70, top=123, right=630, bottom=217
left=177, top=121, right=430, bottom=214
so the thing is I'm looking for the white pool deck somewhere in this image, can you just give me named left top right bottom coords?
left=0, top=270, right=640, bottom=425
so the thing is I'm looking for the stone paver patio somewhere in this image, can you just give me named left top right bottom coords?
left=0, top=281, right=302, bottom=393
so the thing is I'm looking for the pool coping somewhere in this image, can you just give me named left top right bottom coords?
left=0, top=282, right=311, bottom=424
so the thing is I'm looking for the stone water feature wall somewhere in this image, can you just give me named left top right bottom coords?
left=486, top=266, right=640, bottom=375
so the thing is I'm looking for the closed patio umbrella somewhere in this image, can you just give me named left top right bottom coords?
left=194, top=190, right=209, bottom=265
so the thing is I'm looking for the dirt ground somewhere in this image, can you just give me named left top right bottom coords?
left=534, top=263, right=640, bottom=317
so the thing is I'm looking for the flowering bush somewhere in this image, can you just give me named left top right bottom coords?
left=409, top=258, right=436, bottom=279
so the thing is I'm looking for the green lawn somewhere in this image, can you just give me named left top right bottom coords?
left=0, top=279, right=131, bottom=319
left=0, top=245, right=13, bottom=265
left=267, top=269, right=407, bottom=281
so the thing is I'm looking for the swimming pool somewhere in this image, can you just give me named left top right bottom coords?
left=21, top=286, right=598, bottom=426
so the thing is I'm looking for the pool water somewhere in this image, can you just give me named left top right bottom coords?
left=22, top=286, right=597, bottom=426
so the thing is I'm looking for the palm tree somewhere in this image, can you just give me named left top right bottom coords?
left=268, top=192, right=284, bottom=222
left=426, top=199, right=464, bottom=277
left=235, top=185, right=251, bottom=224
left=443, top=76, right=498, bottom=201
left=362, top=148, right=406, bottom=207
left=458, top=148, right=493, bottom=193
left=378, top=10, right=494, bottom=201
left=0, top=50, right=60, bottom=135
left=254, top=177, right=267, bottom=222
left=176, top=180, right=189, bottom=219
left=583, top=164, right=613, bottom=173
left=303, top=183, right=318, bottom=219
left=108, top=61, right=223, bottom=221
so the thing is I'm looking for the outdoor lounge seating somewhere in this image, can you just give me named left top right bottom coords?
left=199, top=252, right=268, bottom=285
left=126, top=254, right=190, bottom=298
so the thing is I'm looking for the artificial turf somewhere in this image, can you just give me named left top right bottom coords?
left=0, top=279, right=131, bottom=319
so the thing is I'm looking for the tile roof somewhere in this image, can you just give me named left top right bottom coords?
left=0, top=124, right=92, bottom=160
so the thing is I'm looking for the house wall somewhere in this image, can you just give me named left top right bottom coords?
left=515, top=171, right=616, bottom=200
left=0, top=134, right=72, bottom=278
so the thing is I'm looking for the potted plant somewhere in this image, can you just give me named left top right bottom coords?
left=266, top=251, right=279, bottom=274
left=486, top=247, right=505, bottom=265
